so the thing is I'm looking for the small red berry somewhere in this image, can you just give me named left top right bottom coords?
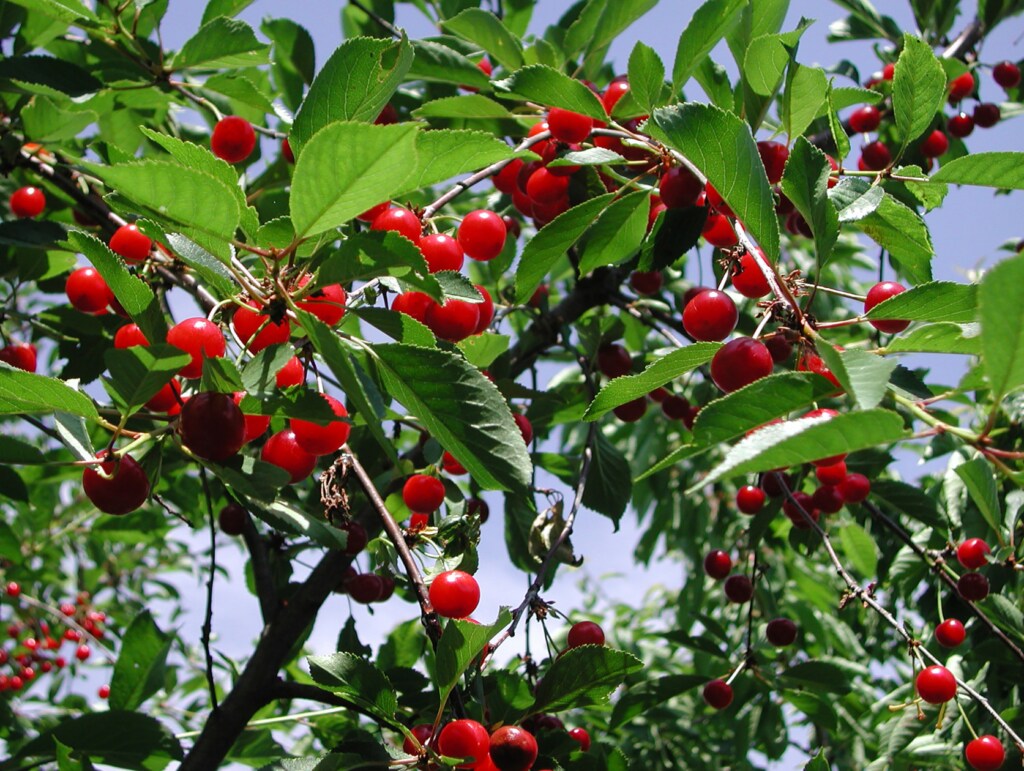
left=114, top=323, right=149, bottom=349
left=0, top=342, right=37, bottom=373
left=442, top=451, right=467, bottom=475
left=66, top=267, right=113, bottom=314
left=276, top=357, right=304, bottom=388
left=233, top=391, right=271, bottom=443
left=281, top=138, right=294, bottom=164
left=756, top=141, right=789, bottom=184
left=371, top=207, right=422, bottom=246
left=861, top=141, right=891, bottom=170
left=920, top=129, right=949, bottom=158
left=736, top=485, right=766, bottom=514
left=934, top=618, right=966, bottom=648
left=109, top=224, right=152, bottom=263
left=458, top=210, right=507, bottom=262
left=232, top=302, right=292, bottom=353
left=357, top=201, right=390, bottom=223
left=513, top=412, right=533, bottom=444
left=290, top=393, right=350, bottom=455
left=82, top=451, right=150, bottom=515
left=659, top=166, right=703, bottom=209
left=75, top=644, right=91, bottom=661
left=403, top=724, right=433, bottom=755
left=429, top=570, right=480, bottom=618
left=167, top=318, right=226, bottom=379
left=957, top=538, right=991, bottom=570
left=547, top=108, right=593, bottom=143
left=597, top=343, right=632, bottom=378
left=473, top=285, right=495, bottom=334
left=296, top=280, right=347, bottom=326
left=424, top=298, right=480, bottom=342
left=5, top=582, right=20, bottom=598
left=915, top=664, right=957, bottom=704
left=630, top=270, right=663, bottom=295
left=766, top=618, right=798, bottom=646
left=392, top=291, right=433, bottom=323
left=602, top=78, right=630, bottom=114
left=438, top=719, right=490, bottom=769
left=965, top=735, right=1006, bottom=771
left=881, top=63, right=896, bottom=80
left=958, top=572, right=990, bottom=602
left=848, top=105, right=882, bottom=133
left=973, top=102, right=1001, bottom=128
left=731, top=250, right=771, bottom=298
left=419, top=234, right=465, bottom=273
left=701, top=212, right=738, bottom=247
left=864, top=281, right=910, bottom=333
left=403, top=474, right=445, bottom=512
left=489, top=725, right=538, bottom=771
left=567, top=621, right=605, bottom=648
left=180, top=392, right=246, bottom=462
left=612, top=398, right=646, bottom=422
left=948, top=112, right=975, bottom=138
left=948, top=71, right=975, bottom=102
left=9, top=186, right=46, bottom=218
left=682, top=290, right=737, bottom=342
left=218, top=503, right=248, bottom=536
left=525, top=167, right=569, bottom=205
left=703, top=550, right=732, bottom=580
left=710, top=337, right=773, bottom=393
left=261, top=429, right=318, bottom=484
left=347, top=574, right=385, bottom=604
left=994, top=60, right=1021, bottom=89
left=211, top=116, right=257, bottom=164
left=703, top=679, right=733, bottom=709
left=724, top=574, right=753, bottom=603
left=98, top=684, right=111, bottom=699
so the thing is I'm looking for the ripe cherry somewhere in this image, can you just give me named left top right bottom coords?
left=965, top=735, right=1006, bottom=771
left=612, top=398, right=646, bottom=422
left=630, top=270, right=663, bottom=295
left=98, top=684, right=111, bottom=699
left=710, top=337, right=773, bottom=393
left=860, top=140, right=891, bottom=170
left=812, top=485, right=844, bottom=514
left=458, top=210, right=507, bottom=262
left=724, top=574, right=753, bottom=603
left=934, top=618, right=966, bottom=648
left=703, top=679, right=733, bottom=710
left=489, top=725, right=538, bottom=771
left=973, top=102, right=1001, bottom=128
left=167, top=318, right=226, bottom=379
left=881, top=63, right=896, bottom=80
left=109, top=224, right=152, bottom=263
left=347, top=574, right=385, bottom=604
left=114, top=323, right=149, bottom=349
left=731, top=251, right=771, bottom=298
left=765, top=335, right=792, bottom=364
left=948, top=71, right=975, bottom=102
left=261, top=429, right=318, bottom=484
left=442, top=450, right=467, bottom=475
left=920, top=129, right=949, bottom=158
left=473, top=285, right=494, bottom=334
left=948, top=112, right=975, bottom=138
left=797, top=351, right=842, bottom=390
left=602, top=78, right=631, bottom=114
left=682, top=290, right=737, bottom=342
left=525, top=167, right=569, bottom=204
left=703, top=550, right=732, bottom=580
left=958, top=572, right=990, bottom=602
left=438, top=719, right=490, bottom=769
left=659, top=166, right=703, bottom=208
left=567, top=621, right=605, bottom=648
left=957, top=538, right=991, bottom=569
left=371, top=207, right=422, bottom=245
left=993, top=60, right=1021, bottom=89
left=0, top=342, right=37, bottom=373
left=429, top=570, right=480, bottom=618
left=339, top=521, right=367, bottom=555
left=736, top=485, right=766, bottom=514
left=756, top=141, right=789, bottom=184
left=403, top=474, right=445, bottom=512
left=419, top=234, right=465, bottom=273
left=82, top=451, right=150, bottom=515
left=702, top=212, right=738, bottom=247
left=276, top=357, right=304, bottom=388
left=661, top=394, right=689, bottom=420
left=403, top=724, right=433, bottom=755
left=424, top=298, right=480, bottom=342
left=281, top=138, right=294, bottom=164
left=290, top=394, right=350, bottom=455
left=783, top=491, right=818, bottom=528
left=75, top=644, right=91, bottom=662
left=513, top=412, right=533, bottom=444
left=568, top=726, right=591, bottom=751
left=296, top=281, right=347, bottom=326
left=233, top=392, right=271, bottom=443
left=66, top=267, right=113, bottom=314
left=392, top=291, right=432, bottom=323
left=493, top=159, right=523, bottom=194
left=766, top=618, right=798, bottom=647
left=232, top=302, right=292, bottom=353
left=597, top=343, right=632, bottom=378
left=218, top=502, right=248, bottom=536
left=916, top=665, right=957, bottom=704
left=5, top=582, right=20, bottom=598
left=180, top=392, right=246, bottom=462
left=547, top=108, right=593, bottom=143
left=815, top=461, right=847, bottom=486
left=210, top=116, right=256, bottom=164
left=9, top=186, right=46, bottom=218
left=848, top=105, right=882, bottom=133
left=358, top=201, right=390, bottom=223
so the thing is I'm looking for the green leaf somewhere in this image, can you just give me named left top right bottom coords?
left=515, top=193, right=615, bottom=304
left=173, top=16, right=268, bottom=69
left=549, top=147, right=627, bottom=168
left=838, top=522, right=879, bottom=577
left=609, top=674, right=705, bottom=729
left=67, top=231, right=167, bottom=343
left=495, top=64, right=606, bottom=120
left=866, top=281, right=976, bottom=324
left=825, top=81, right=851, bottom=162
left=980, top=594, right=1024, bottom=642
left=531, top=645, right=643, bottom=715
left=0, top=55, right=101, bottom=97
left=202, top=0, right=255, bottom=24
left=440, top=9, right=524, bottom=71
left=318, top=231, right=440, bottom=300
left=857, top=192, right=934, bottom=284
left=240, top=345, right=295, bottom=398
left=261, top=17, right=316, bottom=112
left=109, top=610, right=171, bottom=712
left=200, top=356, right=245, bottom=395
left=11, top=712, right=182, bottom=767
left=829, top=177, right=883, bottom=223
left=955, top=457, right=1003, bottom=535
left=781, top=660, right=852, bottom=695
left=805, top=749, right=832, bottom=770
left=290, top=35, right=414, bottom=156
left=0, top=436, right=44, bottom=465
left=892, top=34, right=947, bottom=151
left=637, top=205, right=708, bottom=272
left=815, top=345, right=898, bottom=410
left=691, top=409, right=908, bottom=491
left=103, top=345, right=189, bottom=415
left=627, top=42, right=665, bottom=114
left=581, top=432, right=632, bottom=526
left=247, top=499, right=350, bottom=550
left=979, top=253, right=1024, bottom=400
left=408, top=40, right=490, bottom=88
left=165, top=234, right=236, bottom=296
left=457, top=333, right=509, bottom=369
left=290, top=122, right=419, bottom=238
left=870, top=479, right=945, bottom=529
left=649, top=103, right=780, bottom=261
left=783, top=64, right=829, bottom=140
left=412, top=94, right=514, bottom=119
left=780, top=137, right=839, bottom=265
left=2, top=0, right=98, bottom=24
left=308, top=652, right=399, bottom=723
left=355, top=308, right=436, bottom=347
left=372, top=343, right=532, bottom=491
left=0, top=367, right=98, bottom=421
left=435, top=611, right=511, bottom=706
left=744, top=33, right=791, bottom=96
left=671, top=0, right=745, bottom=94
left=577, top=190, right=650, bottom=273
left=930, top=152, right=1024, bottom=190
left=563, top=0, right=658, bottom=69
left=584, top=344, right=721, bottom=420
left=883, top=322, right=981, bottom=355
left=400, top=129, right=523, bottom=194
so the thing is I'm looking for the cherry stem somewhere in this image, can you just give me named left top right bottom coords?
left=199, top=468, right=220, bottom=712
left=734, top=223, right=805, bottom=326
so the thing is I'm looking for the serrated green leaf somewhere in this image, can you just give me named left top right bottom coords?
left=563, top=0, right=658, bottom=72
left=355, top=308, right=436, bottom=347
left=457, top=333, right=508, bottom=369
left=838, top=522, right=879, bottom=577
left=0, top=436, right=44, bottom=465
left=829, top=177, right=883, bottom=222
left=103, top=345, right=189, bottom=415
left=440, top=9, right=523, bottom=71
left=11, top=711, right=182, bottom=767
left=582, top=432, right=631, bottom=525
left=883, top=322, right=980, bottom=355
left=435, top=611, right=511, bottom=706
left=955, top=457, right=1002, bottom=535
left=780, top=137, right=839, bottom=265
left=109, top=610, right=171, bottom=712
left=0, top=55, right=101, bottom=96
left=857, top=192, right=933, bottom=284
left=165, top=234, right=235, bottom=296
left=627, top=42, right=665, bottom=114
left=744, top=32, right=791, bottom=96
left=318, top=231, right=440, bottom=300
left=240, top=345, right=294, bottom=398
left=931, top=152, right=1024, bottom=190
left=610, top=674, right=705, bottom=729
left=892, top=34, right=947, bottom=152
left=0, top=367, right=98, bottom=421
left=2, top=0, right=98, bottom=24
left=578, top=190, right=649, bottom=274
left=870, top=479, right=945, bottom=529
left=805, top=748, right=832, bottom=770
left=531, top=645, right=643, bottom=715
left=412, top=94, right=514, bottom=119
left=825, top=81, right=851, bottom=162
left=173, top=16, right=269, bottom=69
left=781, top=660, right=852, bottom=694
left=399, top=129, right=522, bottom=194
left=866, top=281, right=976, bottom=324
left=308, top=652, right=399, bottom=724
left=495, top=64, right=606, bottom=120
left=784, top=64, right=829, bottom=140
left=980, top=253, right=1024, bottom=400
left=408, top=39, right=490, bottom=88
left=815, top=345, right=897, bottom=410
left=672, top=0, right=745, bottom=94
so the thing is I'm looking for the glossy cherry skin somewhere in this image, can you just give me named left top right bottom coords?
left=703, top=679, right=733, bottom=709
left=419, top=234, right=465, bottom=273
left=613, top=398, right=647, bottom=422
left=547, top=108, right=593, bottom=143
left=860, top=141, right=891, bottom=171
left=812, top=485, right=844, bottom=514
left=567, top=621, right=605, bottom=648
left=710, top=337, right=773, bottom=393
left=492, top=158, right=523, bottom=194
left=442, top=450, right=467, bottom=475
left=568, top=727, right=591, bottom=752
left=848, top=105, right=882, bottom=133
left=357, top=201, right=390, bottom=223
left=473, top=285, right=494, bottom=334
left=281, top=138, right=294, bottom=164
left=217, top=502, right=248, bottom=536
left=815, top=461, right=847, bottom=486
left=935, top=618, right=966, bottom=648
left=392, top=291, right=433, bottom=323
left=339, top=520, right=367, bottom=556
left=957, top=538, right=991, bottom=569
left=703, top=550, right=732, bottom=580
left=702, top=212, right=738, bottom=247
left=526, top=167, right=569, bottom=205
left=403, top=724, right=433, bottom=755
left=458, top=210, right=507, bottom=262
left=920, top=129, right=949, bottom=158
left=916, top=665, right=957, bottom=704
left=766, top=618, right=798, bottom=646
left=179, top=392, right=246, bottom=462
left=948, top=112, right=975, bottom=138
left=233, top=392, right=271, bottom=443
left=973, top=102, right=1001, bottom=128
left=424, top=298, right=480, bottom=342
left=659, top=166, right=703, bottom=208
left=489, top=726, right=538, bottom=771
left=597, top=343, right=632, bottom=378
left=261, top=429, right=318, bottom=484
left=724, top=574, right=753, bottom=603
left=797, top=351, right=842, bottom=390
left=82, top=451, right=150, bottom=515
left=602, top=78, right=630, bottom=114
left=232, top=302, right=292, bottom=353
left=10, top=186, right=46, bottom=218
left=513, top=412, right=532, bottom=444
left=731, top=251, right=771, bottom=298
left=109, top=224, right=152, bottom=263
left=0, top=342, right=37, bottom=373
left=756, top=141, right=789, bottom=184
left=948, top=71, right=975, bottom=102
left=290, top=394, right=350, bottom=455
left=167, top=318, right=226, bottom=378
left=736, top=485, right=766, bottom=514
left=210, top=116, right=256, bottom=164
left=965, top=735, right=1005, bottom=771
left=429, top=570, right=480, bottom=618
left=958, top=572, right=990, bottom=601
left=114, top=323, right=149, bottom=349
left=403, top=474, right=445, bottom=512
left=438, top=719, right=491, bottom=769
left=630, top=270, right=663, bottom=295
left=371, top=207, right=422, bottom=246
left=276, top=357, right=304, bottom=388
left=994, top=60, right=1021, bottom=89
left=296, top=280, right=347, bottom=326
left=66, top=267, right=113, bottom=314
left=682, top=290, right=737, bottom=342
left=347, top=573, right=385, bottom=604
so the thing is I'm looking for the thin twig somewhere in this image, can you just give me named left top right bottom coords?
left=199, top=468, right=220, bottom=712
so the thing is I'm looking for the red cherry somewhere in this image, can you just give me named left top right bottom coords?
left=218, top=502, right=248, bottom=536
left=404, top=724, right=433, bottom=755
left=783, top=490, right=817, bottom=528
left=114, top=323, right=149, bottom=349
left=703, top=679, right=733, bottom=709
left=281, top=138, right=294, bottom=164
left=704, top=183, right=732, bottom=216
left=568, top=727, right=591, bottom=752
left=438, top=719, right=490, bottom=769
left=935, top=618, right=966, bottom=648
left=849, top=105, right=882, bottom=133
left=357, top=201, right=390, bottom=223
left=994, top=60, right=1021, bottom=89
left=864, top=281, right=909, bottom=333
left=957, top=538, right=991, bottom=569
left=232, top=392, right=271, bottom=443
left=724, top=574, right=753, bottom=603
left=812, top=485, right=844, bottom=514
left=630, top=270, right=663, bottom=295
left=66, top=267, right=113, bottom=314
left=525, top=167, right=569, bottom=205
left=920, top=129, right=949, bottom=158
left=5, top=582, right=20, bottom=598
left=211, top=116, right=256, bottom=164
left=180, top=392, right=245, bottom=462
left=489, top=725, right=538, bottom=771
left=796, top=351, right=842, bottom=390
left=965, top=735, right=1006, bottom=771
left=765, top=335, right=792, bottom=363
left=513, top=412, right=533, bottom=444
left=109, top=224, right=152, bottom=263
left=493, top=159, right=523, bottom=194
left=602, top=78, right=630, bottom=114
left=0, top=342, right=37, bottom=373
left=916, top=664, right=957, bottom=704
left=442, top=450, right=467, bottom=475
left=766, top=618, right=798, bottom=647
left=547, top=108, right=593, bottom=143
left=403, top=474, right=445, bottom=512
left=424, top=298, right=480, bottom=342
left=525, top=122, right=555, bottom=163
left=811, top=461, right=845, bottom=487
left=973, top=102, right=1001, bottom=128
left=347, top=574, right=385, bottom=604
left=276, top=357, right=304, bottom=388
left=9, top=186, right=46, bottom=218
left=261, top=429, right=318, bottom=483
left=881, top=63, right=896, bottom=80
left=958, top=572, right=990, bottom=602
left=458, top=210, right=507, bottom=262
left=476, top=58, right=492, bottom=77
left=419, top=234, right=465, bottom=273
left=167, top=318, right=226, bottom=379
left=290, top=394, right=350, bottom=455
left=597, top=343, right=632, bottom=378
left=948, top=71, right=975, bottom=102
left=661, top=394, right=689, bottom=420
left=567, top=621, right=605, bottom=648
left=371, top=207, right=422, bottom=246
left=82, top=451, right=150, bottom=515
left=731, top=251, right=771, bottom=298
left=429, top=570, right=480, bottom=618
left=98, top=684, right=110, bottom=699
left=757, top=141, right=789, bottom=184
left=703, top=550, right=731, bottom=580
left=711, top=337, right=773, bottom=393
left=232, top=302, right=292, bottom=353
left=860, top=141, right=891, bottom=170
left=296, top=280, right=347, bottom=326
left=736, top=485, right=766, bottom=514
left=502, top=215, right=521, bottom=239
left=375, top=104, right=398, bottom=125
left=659, top=166, right=703, bottom=209
left=339, top=520, right=367, bottom=556
left=613, top=398, right=647, bottom=422
left=702, top=212, right=738, bottom=247
left=466, top=498, right=489, bottom=523
left=682, top=290, right=737, bottom=342
left=473, top=285, right=494, bottom=334
left=948, top=112, right=975, bottom=138
left=392, top=291, right=433, bottom=322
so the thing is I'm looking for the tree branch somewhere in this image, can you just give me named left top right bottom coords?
left=199, top=468, right=219, bottom=712
left=239, top=509, right=278, bottom=625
